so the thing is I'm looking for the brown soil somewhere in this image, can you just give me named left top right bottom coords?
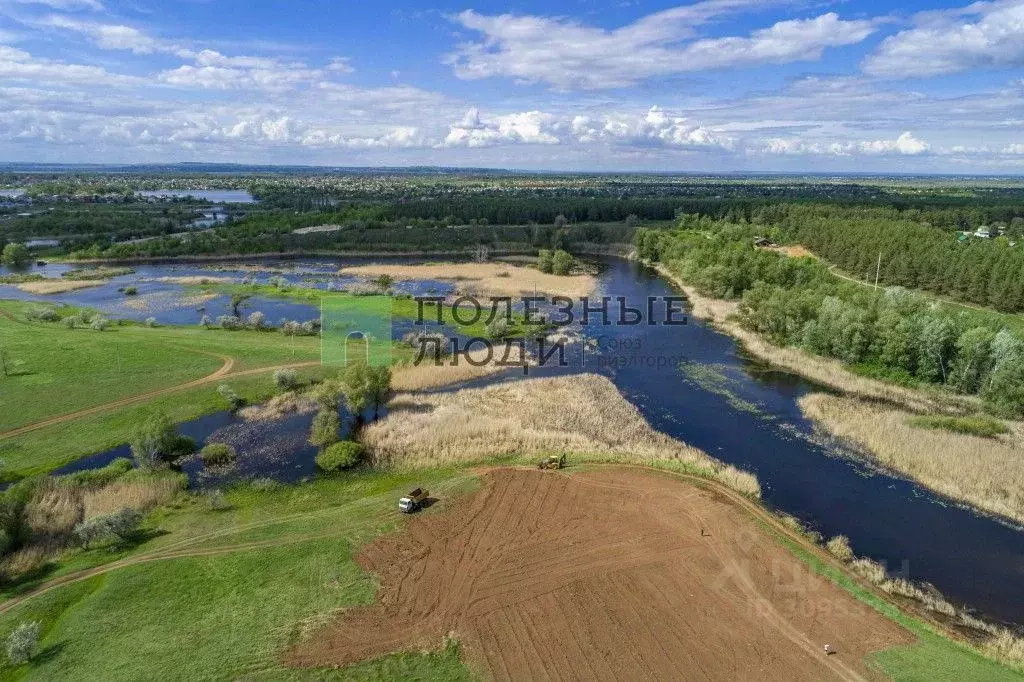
left=285, top=467, right=913, bottom=680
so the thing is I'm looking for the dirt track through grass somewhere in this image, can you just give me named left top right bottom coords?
left=0, top=358, right=321, bottom=440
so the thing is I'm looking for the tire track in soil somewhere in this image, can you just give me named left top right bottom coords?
left=285, top=466, right=914, bottom=680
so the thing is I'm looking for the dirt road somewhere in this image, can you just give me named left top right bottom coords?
left=0, top=358, right=319, bottom=440
left=285, top=467, right=913, bottom=680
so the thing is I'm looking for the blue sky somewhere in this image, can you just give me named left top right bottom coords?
left=0, top=0, right=1022, bottom=172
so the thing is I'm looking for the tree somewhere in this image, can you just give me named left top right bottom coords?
left=0, top=348, right=9, bottom=377
left=1, top=243, right=29, bottom=269
left=951, top=326, right=996, bottom=394
left=230, top=293, right=252, bottom=318
left=553, top=214, right=568, bottom=228
left=339, top=362, right=391, bottom=425
left=551, top=250, right=574, bottom=276
left=129, top=413, right=193, bottom=469
left=6, top=622, right=40, bottom=666
left=537, top=249, right=553, bottom=274
left=372, top=274, right=395, bottom=290
left=246, top=311, right=266, bottom=329
left=308, top=409, right=341, bottom=447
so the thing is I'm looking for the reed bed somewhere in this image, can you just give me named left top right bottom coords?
left=337, top=262, right=597, bottom=298
left=150, top=275, right=235, bottom=285
left=799, top=393, right=1024, bottom=524
left=363, top=374, right=759, bottom=496
left=16, top=279, right=102, bottom=295
left=238, top=392, right=317, bottom=422
left=391, top=342, right=531, bottom=392
left=0, top=474, right=183, bottom=578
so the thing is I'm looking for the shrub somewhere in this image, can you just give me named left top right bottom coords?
left=907, top=413, right=1009, bottom=437
left=825, top=535, right=854, bottom=562
left=485, top=317, right=511, bottom=339
left=246, top=311, right=266, bottom=329
left=217, top=384, right=244, bottom=410
left=27, top=306, right=60, bottom=323
left=217, top=315, right=242, bottom=330
left=206, top=489, right=231, bottom=511
left=1, top=243, right=30, bottom=269
left=309, top=409, right=341, bottom=447
left=144, top=317, right=159, bottom=328
left=316, top=441, right=364, bottom=471
left=537, top=249, right=553, bottom=274
left=74, top=507, right=143, bottom=547
left=58, top=457, right=133, bottom=488
left=60, top=316, right=76, bottom=329
left=199, top=315, right=212, bottom=328
left=5, top=621, right=40, bottom=666
left=122, top=286, right=138, bottom=296
left=90, top=317, right=111, bottom=332
left=249, top=478, right=279, bottom=492
left=551, top=249, right=574, bottom=276
left=199, top=443, right=236, bottom=465
left=129, top=414, right=193, bottom=469
left=273, top=368, right=299, bottom=391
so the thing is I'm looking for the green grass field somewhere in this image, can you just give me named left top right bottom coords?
left=0, top=299, right=321, bottom=433
left=0, top=469, right=478, bottom=681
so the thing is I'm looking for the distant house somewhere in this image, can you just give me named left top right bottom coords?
left=974, top=225, right=995, bottom=239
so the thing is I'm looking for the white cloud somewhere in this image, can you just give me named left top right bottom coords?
left=573, top=107, right=734, bottom=149
left=443, top=108, right=561, bottom=147
left=757, top=131, right=930, bottom=156
left=3, top=0, right=103, bottom=10
left=0, top=44, right=141, bottom=86
left=863, top=0, right=1024, bottom=78
left=40, top=16, right=179, bottom=54
left=447, top=7, right=876, bottom=89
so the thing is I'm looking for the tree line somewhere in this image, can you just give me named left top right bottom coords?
left=636, top=217, right=1024, bottom=416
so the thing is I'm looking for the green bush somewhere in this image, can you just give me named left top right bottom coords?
left=1, top=243, right=30, bottom=269
left=907, top=414, right=1009, bottom=438
left=316, top=441, right=364, bottom=471
left=551, top=249, right=574, bottom=276
left=73, top=507, right=143, bottom=548
left=6, top=621, right=40, bottom=666
left=537, top=249, right=553, bottom=273
left=199, top=443, right=236, bottom=465
left=58, top=458, right=133, bottom=488
left=308, top=409, right=341, bottom=447
left=273, top=368, right=299, bottom=391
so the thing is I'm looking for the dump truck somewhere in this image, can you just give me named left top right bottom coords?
left=399, top=488, right=428, bottom=513
left=537, top=454, right=566, bottom=470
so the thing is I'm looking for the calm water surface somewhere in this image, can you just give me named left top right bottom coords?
left=13, top=255, right=1024, bottom=625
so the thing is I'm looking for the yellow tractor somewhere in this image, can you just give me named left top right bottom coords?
left=537, top=454, right=566, bottom=470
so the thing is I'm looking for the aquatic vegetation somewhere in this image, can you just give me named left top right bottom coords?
left=678, top=361, right=764, bottom=415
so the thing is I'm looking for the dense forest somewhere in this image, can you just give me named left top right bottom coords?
left=636, top=218, right=1024, bottom=417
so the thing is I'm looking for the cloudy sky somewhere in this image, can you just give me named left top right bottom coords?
left=0, top=0, right=1022, bottom=172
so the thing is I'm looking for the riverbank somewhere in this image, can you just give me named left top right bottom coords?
left=651, top=259, right=1024, bottom=527
left=651, top=262, right=976, bottom=415
left=799, top=393, right=1024, bottom=526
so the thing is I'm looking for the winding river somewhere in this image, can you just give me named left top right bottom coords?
left=4, top=255, right=1022, bottom=626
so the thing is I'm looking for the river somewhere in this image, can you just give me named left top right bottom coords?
left=5, top=255, right=1022, bottom=626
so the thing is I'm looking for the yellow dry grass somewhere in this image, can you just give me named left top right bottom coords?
left=238, top=392, right=317, bottom=422
left=391, top=342, right=531, bottom=391
left=81, top=477, right=182, bottom=520
left=0, top=476, right=182, bottom=578
left=337, top=262, right=597, bottom=298
left=653, top=263, right=971, bottom=414
left=363, top=373, right=759, bottom=495
left=799, top=392, right=1024, bottom=524
left=15, top=279, right=102, bottom=295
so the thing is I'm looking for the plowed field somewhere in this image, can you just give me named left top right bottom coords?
left=285, top=467, right=913, bottom=680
